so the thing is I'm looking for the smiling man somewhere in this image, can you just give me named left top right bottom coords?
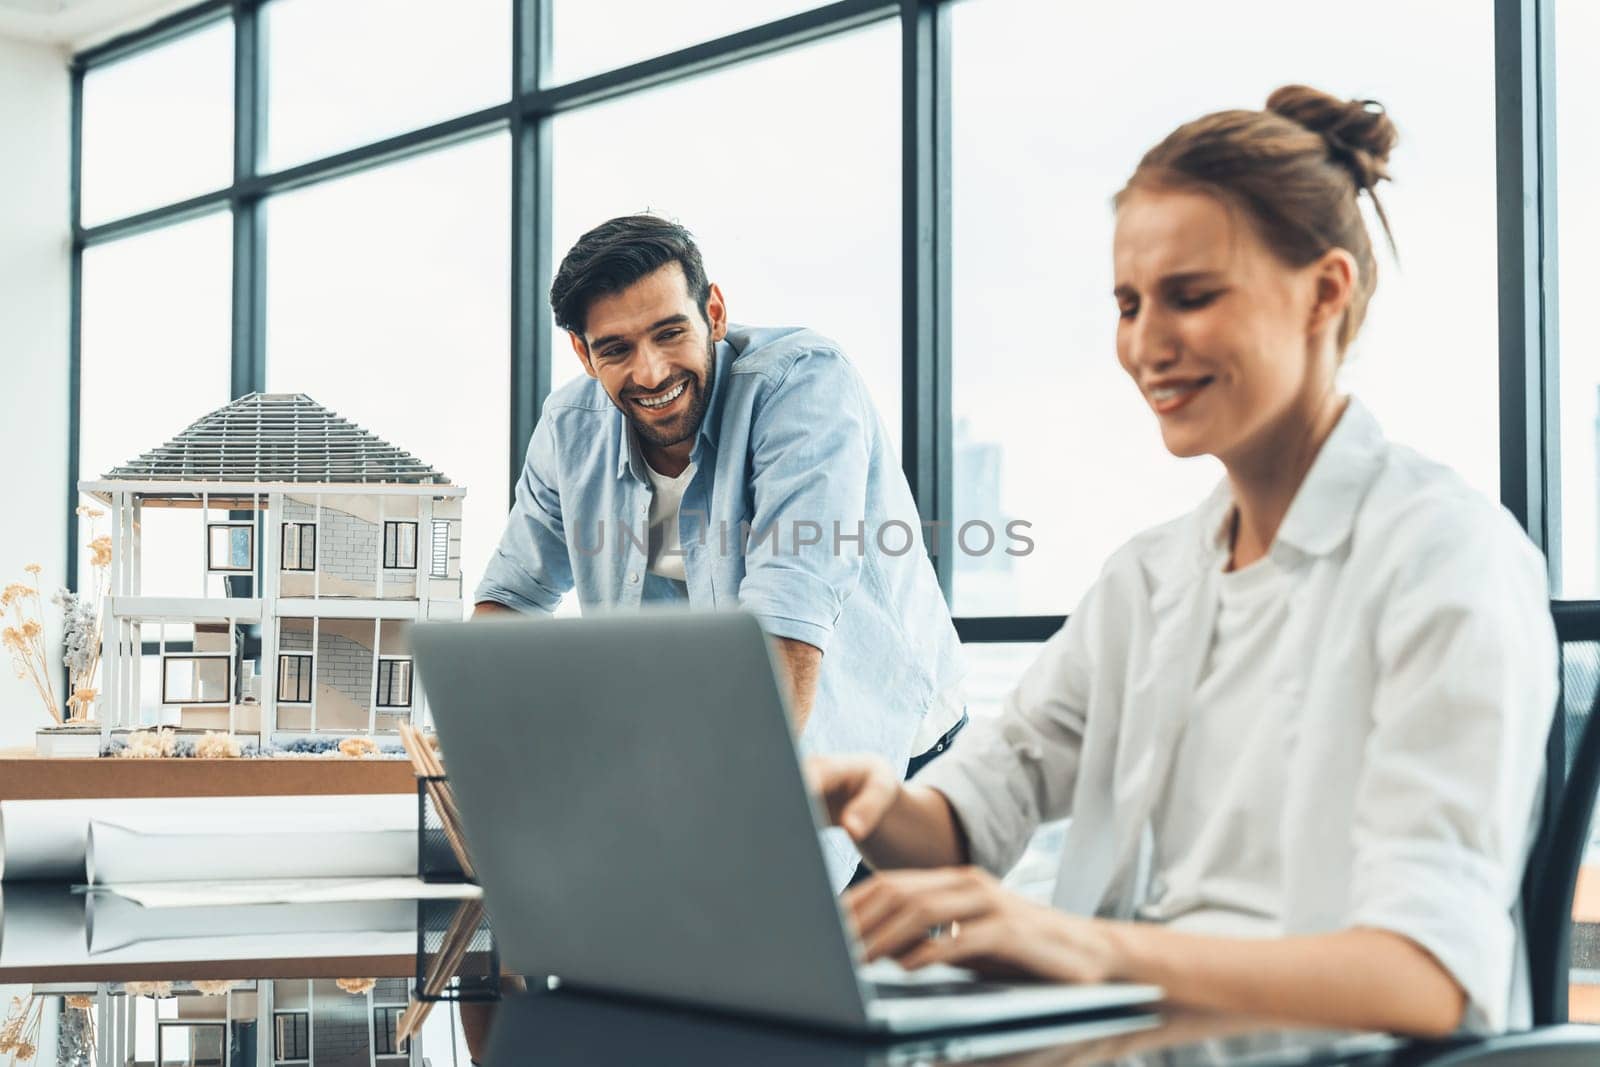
left=474, top=215, right=966, bottom=887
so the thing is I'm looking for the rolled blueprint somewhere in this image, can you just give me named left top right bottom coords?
left=1, top=795, right=417, bottom=883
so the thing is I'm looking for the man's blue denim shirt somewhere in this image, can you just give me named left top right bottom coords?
left=476, top=324, right=966, bottom=884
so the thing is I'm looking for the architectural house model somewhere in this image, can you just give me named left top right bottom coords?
left=80, top=393, right=466, bottom=744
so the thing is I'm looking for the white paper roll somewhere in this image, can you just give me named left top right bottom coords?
left=1, top=795, right=418, bottom=883
left=85, top=800, right=417, bottom=885
left=0, top=801, right=101, bottom=881
left=85, top=892, right=417, bottom=955
left=0, top=881, right=417, bottom=969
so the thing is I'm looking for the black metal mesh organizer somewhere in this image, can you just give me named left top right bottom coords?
left=417, top=774, right=470, bottom=883
left=414, top=897, right=500, bottom=1004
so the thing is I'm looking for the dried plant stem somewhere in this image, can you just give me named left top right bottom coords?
left=0, top=994, right=46, bottom=1064
left=26, top=584, right=57, bottom=715
left=5, top=596, right=61, bottom=725
left=398, top=725, right=477, bottom=881
left=397, top=899, right=487, bottom=1045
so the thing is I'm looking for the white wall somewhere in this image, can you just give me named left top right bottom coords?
left=0, top=34, right=71, bottom=750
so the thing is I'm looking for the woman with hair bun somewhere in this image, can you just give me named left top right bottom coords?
left=809, top=86, right=1556, bottom=1037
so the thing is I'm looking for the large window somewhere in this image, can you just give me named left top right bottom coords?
left=264, top=135, right=511, bottom=601
left=949, top=0, right=1498, bottom=616
left=67, top=0, right=1569, bottom=628
left=78, top=212, right=232, bottom=592
left=263, top=0, right=510, bottom=170
left=548, top=0, right=825, bottom=85
left=79, top=17, right=232, bottom=226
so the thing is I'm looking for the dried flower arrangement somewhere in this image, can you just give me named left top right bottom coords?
left=337, top=736, right=379, bottom=759
left=120, top=982, right=173, bottom=999
left=3, top=505, right=111, bottom=727
left=193, top=732, right=243, bottom=759
left=118, top=728, right=176, bottom=759
left=335, top=978, right=376, bottom=995
left=190, top=981, right=240, bottom=997
left=2, top=570, right=57, bottom=725
left=0, top=996, right=42, bottom=1065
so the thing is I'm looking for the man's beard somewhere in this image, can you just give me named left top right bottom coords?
left=623, top=340, right=716, bottom=451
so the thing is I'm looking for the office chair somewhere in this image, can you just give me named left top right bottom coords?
left=1522, top=601, right=1600, bottom=1025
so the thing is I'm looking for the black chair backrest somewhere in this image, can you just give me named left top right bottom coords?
left=1523, top=602, right=1600, bottom=1024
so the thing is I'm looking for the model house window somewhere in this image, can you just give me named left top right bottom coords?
left=158, top=1022, right=225, bottom=1067
left=431, top=520, right=450, bottom=578
left=273, top=1012, right=309, bottom=1061
left=281, top=522, right=317, bottom=571
left=374, top=1006, right=406, bottom=1055
left=278, top=654, right=314, bottom=704
left=376, top=658, right=413, bottom=708
left=206, top=523, right=254, bottom=572
left=162, top=654, right=231, bottom=705
left=383, top=520, right=418, bottom=569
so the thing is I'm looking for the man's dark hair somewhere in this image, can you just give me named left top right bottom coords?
left=549, top=214, right=712, bottom=337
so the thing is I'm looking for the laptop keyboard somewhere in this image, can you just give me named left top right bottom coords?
left=869, top=980, right=1021, bottom=999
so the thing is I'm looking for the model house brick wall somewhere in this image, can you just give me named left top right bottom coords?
left=282, top=495, right=423, bottom=598
left=311, top=993, right=371, bottom=1065
left=316, top=630, right=375, bottom=707
left=282, top=498, right=378, bottom=585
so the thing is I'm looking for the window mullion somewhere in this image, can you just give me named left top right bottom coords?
left=232, top=0, right=267, bottom=398
left=1495, top=0, right=1561, bottom=585
left=900, top=0, right=953, bottom=601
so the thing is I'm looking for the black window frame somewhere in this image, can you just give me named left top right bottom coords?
left=382, top=520, right=418, bottom=570
left=277, top=652, right=313, bottom=704
left=206, top=521, right=255, bottom=573
left=273, top=1010, right=309, bottom=1062
left=157, top=1020, right=227, bottom=1067
left=373, top=1005, right=406, bottom=1056
left=160, top=652, right=232, bottom=705
left=376, top=656, right=413, bottom=708
left=281, top=521, right=317, bottom=571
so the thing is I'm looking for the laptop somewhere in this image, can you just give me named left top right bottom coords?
left=412, top=610, right=1162, bottom=1034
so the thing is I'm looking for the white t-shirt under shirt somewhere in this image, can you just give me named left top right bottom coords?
left=642, top=452, right=965, bottom=756
left=643, top=456, right=696, bottom=582
left=1136, top=550, right=1293, bottom=937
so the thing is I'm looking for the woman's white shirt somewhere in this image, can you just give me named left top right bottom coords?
left=915, top=398, right=1557, bottom=1033
left=1136, top=553, right=1293, bottom=937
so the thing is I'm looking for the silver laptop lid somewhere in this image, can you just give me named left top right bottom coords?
left=413, top=610, right=871, bottom=1029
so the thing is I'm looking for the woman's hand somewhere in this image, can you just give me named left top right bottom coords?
left=805, top=754, right=904, bottom=842
left=804, top=755, right=970, bottom=869
left=843, top=866, right=1121, bottom=984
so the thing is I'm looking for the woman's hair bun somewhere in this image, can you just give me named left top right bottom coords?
left=1266, top=84, right=1397, bottom=190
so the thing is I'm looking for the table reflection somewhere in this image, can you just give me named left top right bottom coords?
left=480, top=990, right=1407, bottom=1067
left=4, top=977, right=442, bottom=1066
left=0, top=884, right=485, bottom=1066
